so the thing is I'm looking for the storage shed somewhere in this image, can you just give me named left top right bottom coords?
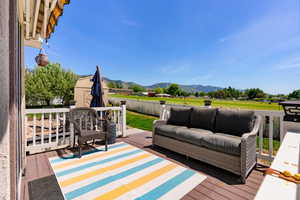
left=74, top=76, right=108, bottom=107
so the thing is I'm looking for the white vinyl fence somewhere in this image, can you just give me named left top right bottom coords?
left=110, top=97, right=285, bottom=162
left=24, top=106, right=126, bottom=154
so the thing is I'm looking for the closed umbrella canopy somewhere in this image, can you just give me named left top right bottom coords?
left=90, top=66, right=105, bottom=107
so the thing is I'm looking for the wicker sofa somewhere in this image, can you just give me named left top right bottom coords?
left=153, top=107, right=262, bottom=183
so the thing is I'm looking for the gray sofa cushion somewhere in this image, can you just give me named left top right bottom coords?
left=155, top=124, right=183, bottom=139
left=190, top=108, right=217, bottom=131
left=201, top=133, right=241, bottom=156
left=155, top=125, right=213, bottom=147
left=175, top=127, right=214, bottom=146
left=215, top=109, right=255, bottom=136
left=167, top=107, right=192, bottom=126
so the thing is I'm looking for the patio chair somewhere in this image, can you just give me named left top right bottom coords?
left=69, top=107, right=108, bottom=157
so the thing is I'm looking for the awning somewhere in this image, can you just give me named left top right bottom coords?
left=46, top=0, right=70, bottom=39
left=21, top=0, right=70, bottom=48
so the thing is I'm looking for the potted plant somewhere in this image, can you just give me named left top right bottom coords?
left=35, top=48, right=49, bottom=66
left=204, top=99, right=212, bottom=107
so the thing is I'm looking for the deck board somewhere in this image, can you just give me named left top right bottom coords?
left=21, top=131, right=265, bottom=200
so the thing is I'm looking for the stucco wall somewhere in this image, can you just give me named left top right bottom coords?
left=0, top=0, right=11, bottom=199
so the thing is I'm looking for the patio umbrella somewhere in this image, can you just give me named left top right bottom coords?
left=90, top=66, right=105, bottom=107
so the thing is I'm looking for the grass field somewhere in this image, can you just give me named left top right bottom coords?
left=126, top=111, right=280, bottom=152
left=111, top=94, right=282, bottom=111
left=127, top=111, right=158, bottom=131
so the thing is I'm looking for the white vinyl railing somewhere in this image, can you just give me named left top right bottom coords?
left=24, top=106, right=126, bottom=154
left=254, top=110, right=284, bottom=162
left=160, top=104, right=285, bottom=162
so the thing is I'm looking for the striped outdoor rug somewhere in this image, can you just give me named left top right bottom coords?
left=49, top=142, right=206, bottom=200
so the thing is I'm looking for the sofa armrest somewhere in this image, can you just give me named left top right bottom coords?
left=240, top=115, right=262, bottom=180
left=241, top=115, right=261, bottom=141
left=152, top=120, right=167, bottom=134
left=152, top=120, right=167, bottom=133
left=152, top=120, right=167, bottom=145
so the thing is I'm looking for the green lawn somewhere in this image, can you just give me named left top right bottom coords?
left=127, top=111, right=158, bottom=131
left=126, top=111, right=280, bottom=152
left=111, top=94, right=282, bottom=111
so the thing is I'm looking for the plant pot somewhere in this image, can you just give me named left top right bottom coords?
left=204, top=100, right=212, bottom=106
left=107, top=122, right=117, bottom=144
left=35, top=53, right=49, bottom=66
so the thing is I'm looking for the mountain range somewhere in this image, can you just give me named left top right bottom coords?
left=103, top=78, right=222, bottom=93
left=79, top=75, right=222, bottom=93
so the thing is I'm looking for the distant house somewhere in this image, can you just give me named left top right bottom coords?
left=141, top=92, right=149, bottom=96
left=74, top=76, right=109, bottom=107
left=148, top=92, right=156, bottom=97
left=109, top=88, right=133, bottom=95
left=155, top=93, right=171, bottom=97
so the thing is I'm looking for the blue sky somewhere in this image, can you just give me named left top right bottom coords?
left=25, top=0, right=300, bottom=94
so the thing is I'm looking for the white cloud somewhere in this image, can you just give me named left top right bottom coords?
left=275, top=56, right=300, bottom=70
left=214, top=1, right=300, bottom=64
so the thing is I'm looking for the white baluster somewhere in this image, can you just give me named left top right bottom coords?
left=269, top=115, right=274, bottom=159
left=279, top=115, right=284, bottom=142
left=41, top=113, right=44, bottom=144
left=33, top=114, right=36, bottom=146
left=49, top=113, right=52, bottom=143
left=56, top=113, right=59, bottom=143
left=259, top=115, right=264, bottom=157
left=63, top=112, right=66, bottom=143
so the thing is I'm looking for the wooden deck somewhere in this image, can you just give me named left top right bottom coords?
left=21, top=131, right=265, bottom=200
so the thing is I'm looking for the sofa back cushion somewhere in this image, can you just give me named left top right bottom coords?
left=215, top=109, right=255, bottom=136
left=167, top=107, right=192, bottom=126
left=190, top=108, right=217, bottom=131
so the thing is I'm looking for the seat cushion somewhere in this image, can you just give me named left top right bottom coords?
left=155, top=124, right=183, bottom=139
left=78, top=131, right=105, bottom=144
left=175, top=127, right=214, bottom=146
left=190, top=108, right=217, bottom=131
left=215, top=109, right=255, bottom=136
left=167, top=107, right=192, bottom=126
left=201, top=133, right=241, bottom=156
left=155, top=125, right=214, bottom=146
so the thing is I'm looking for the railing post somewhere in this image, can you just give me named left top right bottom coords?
left=121, top=101, right=127, bottom=137
left=69, top=105, right=75, bottom=148
left=159, top=100, right=166, bottom=120
left=279, top=115, right=284, bottom=142
left=269, top=116, right=274, bottom=160
left=259, top=115, right=264, bottom=158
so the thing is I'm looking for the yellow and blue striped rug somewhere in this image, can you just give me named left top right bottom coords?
left=49, top=142, right=206, bottom=200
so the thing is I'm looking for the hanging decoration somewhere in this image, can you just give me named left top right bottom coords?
left=35, top=46, right=49, bottom=67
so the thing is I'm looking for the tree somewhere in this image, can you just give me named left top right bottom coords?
left=131, top=84, right=145, bottom=92
left=25, top=63, right=78, bottom=106
left=107, top=82, right=116, bottom=88
left=117, top=83, right=124, bottom=88
left=288, top=90, right=300, bottom=99
left=181, top=90, right=189, bottom=97
left=223, top=86, right=241, bottom=99
left=199, top=91, right=206, bottom=97
left=166, top=84, right=180, bottom=96
left=245, top=88, right=266, bottom=99
left=154, top=87, right=163, bottom=94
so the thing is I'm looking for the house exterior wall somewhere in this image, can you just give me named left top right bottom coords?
left=0, top=0, right=12, bottom=199
left=0, top=0, right=23, bottom=199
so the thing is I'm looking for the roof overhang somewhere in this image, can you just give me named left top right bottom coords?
left=19, top=0, right=70, bottom=48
